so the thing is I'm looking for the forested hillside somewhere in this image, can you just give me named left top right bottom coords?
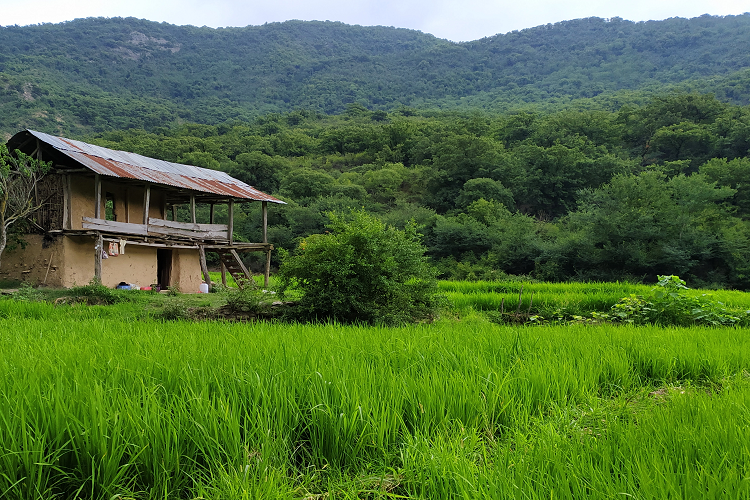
left=3, top=14, right=750, bottom=136
left=4, top=15, right=750, bottom=288
left=88, top=94, right=750, bottom=289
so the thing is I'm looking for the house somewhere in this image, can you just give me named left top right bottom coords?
left=0, top=129, right=285, bottom=291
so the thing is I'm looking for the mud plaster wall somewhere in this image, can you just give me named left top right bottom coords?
left=63, top=236, right=159, bottom=288
left=171, top=249, right=202, bottom=293
left=0, top=234, right=65, bottom=286
left=69, top=176, right=166, bottom=229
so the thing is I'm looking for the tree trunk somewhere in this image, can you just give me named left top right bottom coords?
left=0, top=223, right=7, bottom=272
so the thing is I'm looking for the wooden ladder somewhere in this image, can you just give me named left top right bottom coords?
left=215, top=249, right=256, bottom=289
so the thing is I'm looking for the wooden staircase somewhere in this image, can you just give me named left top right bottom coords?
left=215, top=249, right=257, bottom=289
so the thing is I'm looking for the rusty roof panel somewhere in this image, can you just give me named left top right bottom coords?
left=26, top=130, right=285, bottom=204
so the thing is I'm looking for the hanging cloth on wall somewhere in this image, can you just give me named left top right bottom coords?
left=108, top=242, right=119, bottom=256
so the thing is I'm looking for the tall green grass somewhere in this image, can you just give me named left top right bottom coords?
left=1, top=299, right=749, bottom=498
left=442, top=280, right=750, bottom=318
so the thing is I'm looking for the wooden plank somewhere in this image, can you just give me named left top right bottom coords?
left=94, top=232, right=103, bottom=281
left=198, top=245, right=212, bottom=289
left=82, top=217, right=149, bottom=236
left=230, top=249, right=251, bottom=281
left=148, top=218, right=227, bottom=232
left=262, top=201, right=268, bottom=243
left=203, top=243, right=271, bottom=251
left=94, top=174, right=101, bottom=219
left=146, top=225, right=228, bottom=240
left=102, top=238, right=198, bottom=249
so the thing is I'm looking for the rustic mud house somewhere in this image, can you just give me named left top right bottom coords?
left=0, top=130, right=285, bottom=291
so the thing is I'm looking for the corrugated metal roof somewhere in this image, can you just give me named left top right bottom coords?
left=24, top=130, right=285, bottom=204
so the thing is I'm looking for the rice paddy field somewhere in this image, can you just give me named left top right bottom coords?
left=1, top=282, right=750, bottom=499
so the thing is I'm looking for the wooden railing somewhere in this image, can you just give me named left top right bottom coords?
left=82, top=217, right=229, bottom=241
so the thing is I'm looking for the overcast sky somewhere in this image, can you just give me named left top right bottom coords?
left=1, top=0, right=747, bottom=41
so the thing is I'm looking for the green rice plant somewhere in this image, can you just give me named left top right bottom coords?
left=1, top=301, right=750, bottom=498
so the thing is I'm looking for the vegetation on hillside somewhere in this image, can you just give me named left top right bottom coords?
left=3, top=15, right=750, bottom=135
left=72, top=93, right=750, bottom=290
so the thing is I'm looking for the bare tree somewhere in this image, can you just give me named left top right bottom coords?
left=0, top=145, right=51, bottom=269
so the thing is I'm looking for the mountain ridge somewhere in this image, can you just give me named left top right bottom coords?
left=1, top=14, right=750, bottom=136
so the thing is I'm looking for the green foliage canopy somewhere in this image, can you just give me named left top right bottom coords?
left=278, top=211, right=439, bottom=324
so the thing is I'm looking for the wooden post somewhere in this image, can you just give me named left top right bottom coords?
left=262, top=201, right=268, bottom=243
left=143, top=185, right=151, bottom=226
left=221, top=262, right=227, bottom=286
left=94, top=232, right=103, bottom=282
left=209, top=203, right=215, bottom=224
left=94, top=174, right=101, bottom=219
left=198, top=245, right=211, bottom=289
left=190, top=195, right=196, bottom=224
left=227, top=199, right=234, bottom=244
left=64, top=175, right=72, bottom=229
left=125, top=189, right=130, bottom=223
left=172, top=204, right=177, bottom=222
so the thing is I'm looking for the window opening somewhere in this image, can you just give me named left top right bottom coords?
left=105, top=192, right=116, bottom=221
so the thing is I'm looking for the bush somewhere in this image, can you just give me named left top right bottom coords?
left=223, top=280, right=271, bottom=315
left=9, top=282, right=45, bottom=302
left=68, top=279, right=122, bottom=305
left=278, top=210, right=439, bottom=324
left=609, top=275, right=749, bottom=326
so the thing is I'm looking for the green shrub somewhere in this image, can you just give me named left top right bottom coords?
left=223, top=282, right=270, bottom=315
left=609, top=275, right=749, bottom=326
left=68, top=279, right=122, bottom=305
left=9, top=282, right=44, bottom=302
left=278, top=210, right=439, bottom=324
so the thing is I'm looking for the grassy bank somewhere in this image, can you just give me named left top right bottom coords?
left=1, top=298, right=749, bottom=498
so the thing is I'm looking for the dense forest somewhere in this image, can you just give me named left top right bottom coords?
left=85, top=94, right=750, bottom=289
left=3, top=15, right=750, bottom=136
left=3, top=15, right=750, bottom=288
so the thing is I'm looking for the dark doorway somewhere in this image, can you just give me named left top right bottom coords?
left=157, top=249, right=172, bottom=288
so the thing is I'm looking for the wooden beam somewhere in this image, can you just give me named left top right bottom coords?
left=190, top=195, right=196, bottom=224
left=148, top=218, right=227, bottom=232
left=230, top=249, right=251, bottom=281
left=82, top=217, right=148, bottom=236
left=198, top=245, right=212, bottom=290
left=262, top=201, right=268, bottom=243
left=125, top=188, right=130, bottom=223
left=102, top=238, right=198, bottom=250
left=64, top=175, right=72, bottom=230
left=227, top=199, right=234, bottom=244
left=94, top=174, right=101, bottom=219
left=142, top=185, right=151, bottom=226
left=94, top=232, right=103, bottom=282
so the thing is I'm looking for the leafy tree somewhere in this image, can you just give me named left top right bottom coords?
left=456, top=178, right=514, bottom=209
left=0, top=146, right=51, bottom=268
left=700, top=157, right=750, bottom=217
left=279, top=210, right=438, bottom=324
